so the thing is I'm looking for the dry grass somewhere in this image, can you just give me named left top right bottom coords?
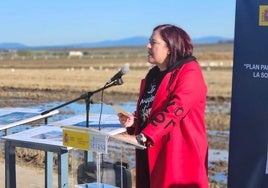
left=203, top=68, right=232, bottom=99
left=0, top=66, right=232, bottom=99
left=0, top=68, right=147, bottom=94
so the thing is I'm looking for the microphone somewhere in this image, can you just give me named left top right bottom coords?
left=106, top=64, right=130, bottom=84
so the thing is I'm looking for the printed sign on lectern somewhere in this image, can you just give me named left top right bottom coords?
left=63, top=126, right=108, bottom=153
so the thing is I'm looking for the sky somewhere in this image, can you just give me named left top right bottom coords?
left=0, top=0, right=236, bottom=46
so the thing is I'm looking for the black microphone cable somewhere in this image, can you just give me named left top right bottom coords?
left=98, top=88, right=105, bottom=131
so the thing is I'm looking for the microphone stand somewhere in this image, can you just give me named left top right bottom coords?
left=41, top=78, right=123, bottom=163
left=41, top=78, right=123, bottom=127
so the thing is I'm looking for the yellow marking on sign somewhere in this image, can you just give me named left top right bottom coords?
left=259, top=5, right=268, bottom=26
left=63, top=128, right=90, bottom=150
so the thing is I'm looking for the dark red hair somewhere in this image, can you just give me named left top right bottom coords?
left=153, top=24, right=193, bottom=68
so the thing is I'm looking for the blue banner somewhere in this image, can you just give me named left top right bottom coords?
left=228, top=0, right=268, bottom=187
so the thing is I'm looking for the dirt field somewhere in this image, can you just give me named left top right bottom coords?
left=0, top=44, right=233, bottom=187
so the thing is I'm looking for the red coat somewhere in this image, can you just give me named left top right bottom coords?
left=128, top=61, right=209, bottom=188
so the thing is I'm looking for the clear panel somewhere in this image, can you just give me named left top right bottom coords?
left=70, top=136, right=136, bottom=188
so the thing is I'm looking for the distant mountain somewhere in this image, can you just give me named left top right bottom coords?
left=192, top=36, right=232, bottom=44
left=73, top=36, right=148, bottom=48
left=0, top=42, right=28, bottom=50
left=0, top=36, right=233, bottom=50
left=69, top=36, right=232, bottom=48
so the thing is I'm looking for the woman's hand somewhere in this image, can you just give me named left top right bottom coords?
left=118, top=112, right=134, bottom=128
